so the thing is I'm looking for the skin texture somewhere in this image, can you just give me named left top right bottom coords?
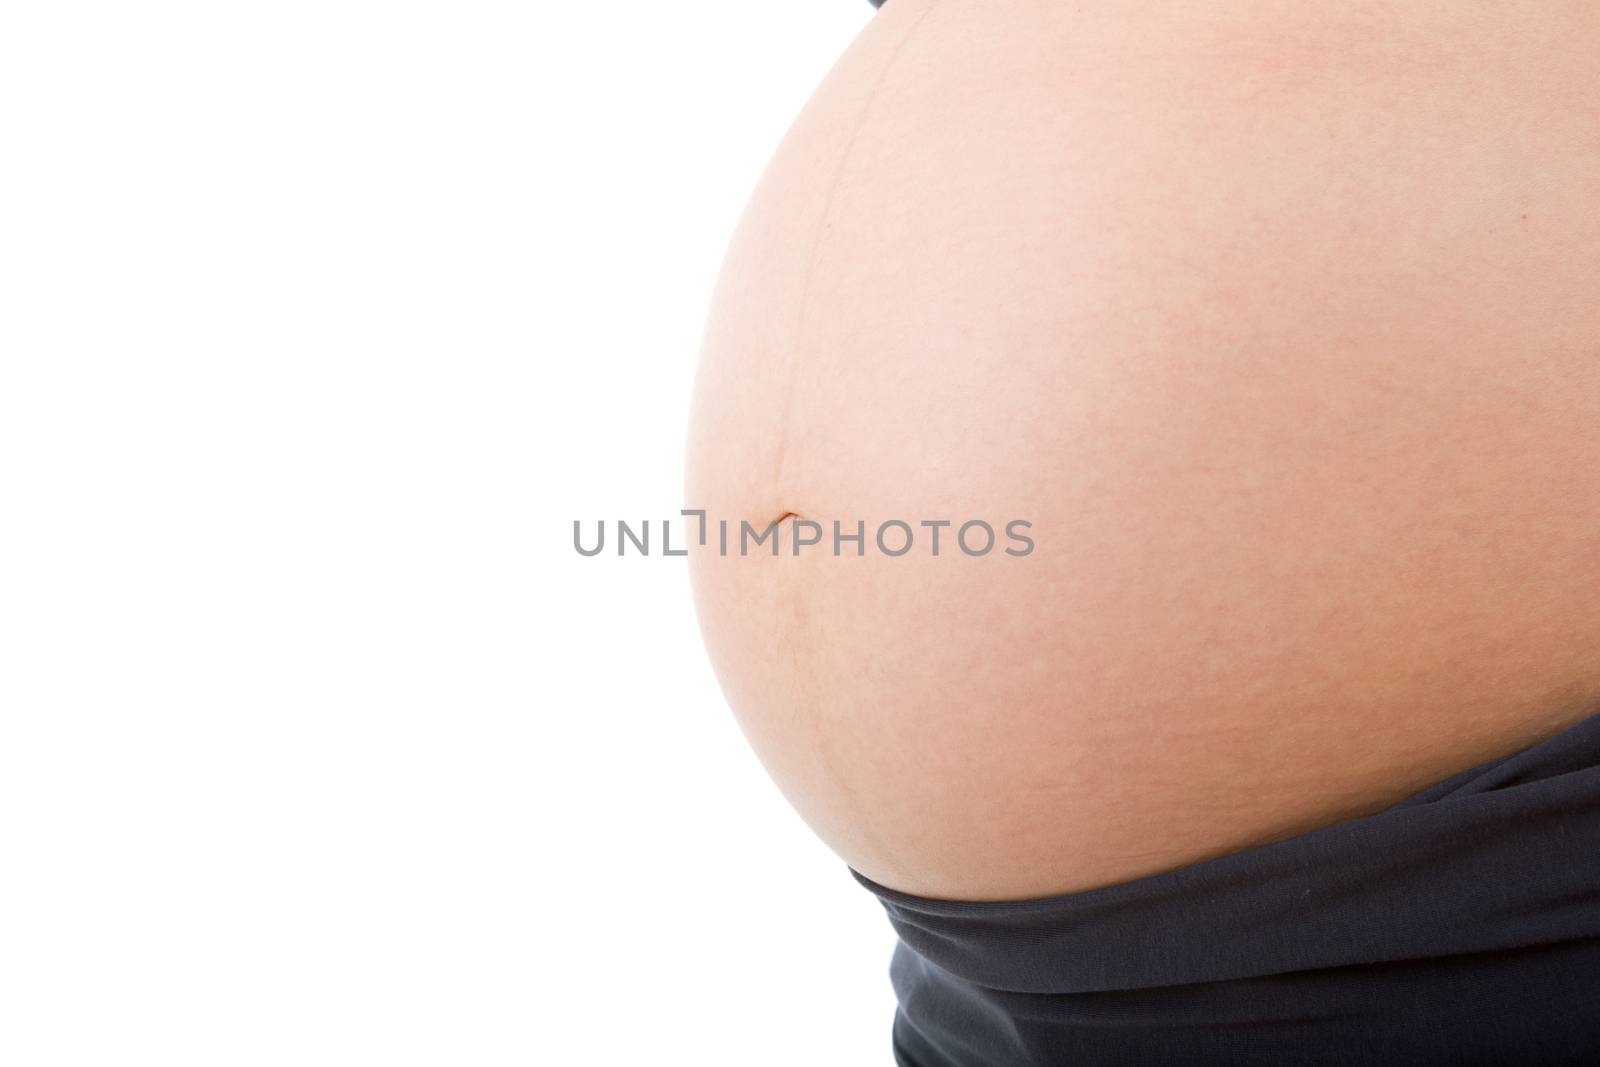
left=685, top=0, right=1600, bottom=901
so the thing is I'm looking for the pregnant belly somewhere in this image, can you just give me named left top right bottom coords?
left=685, top=0, right=1600, bottom=901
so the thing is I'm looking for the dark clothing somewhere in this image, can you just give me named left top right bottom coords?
left=853, top=710, right=1600, bottom=1065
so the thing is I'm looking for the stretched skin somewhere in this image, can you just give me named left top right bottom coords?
left=686, top=0, right=1600, bottom=901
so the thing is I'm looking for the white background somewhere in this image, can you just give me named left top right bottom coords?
left=1, top=2, right=898, bottom=1063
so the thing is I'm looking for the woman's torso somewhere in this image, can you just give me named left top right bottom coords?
left=686, top=0, right=1600, bottom=901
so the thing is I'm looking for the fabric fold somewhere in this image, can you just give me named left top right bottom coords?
left=853, top=710, right=1600, bottom=1065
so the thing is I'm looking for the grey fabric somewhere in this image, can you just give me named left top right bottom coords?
left=853, top=708, right=1600, bottom=1065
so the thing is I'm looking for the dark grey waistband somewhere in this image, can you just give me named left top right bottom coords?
left=853, top=708, right=1600, bottom=995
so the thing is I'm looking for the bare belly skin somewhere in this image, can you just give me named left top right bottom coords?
left=685, top=0, right=1600, bottom=901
